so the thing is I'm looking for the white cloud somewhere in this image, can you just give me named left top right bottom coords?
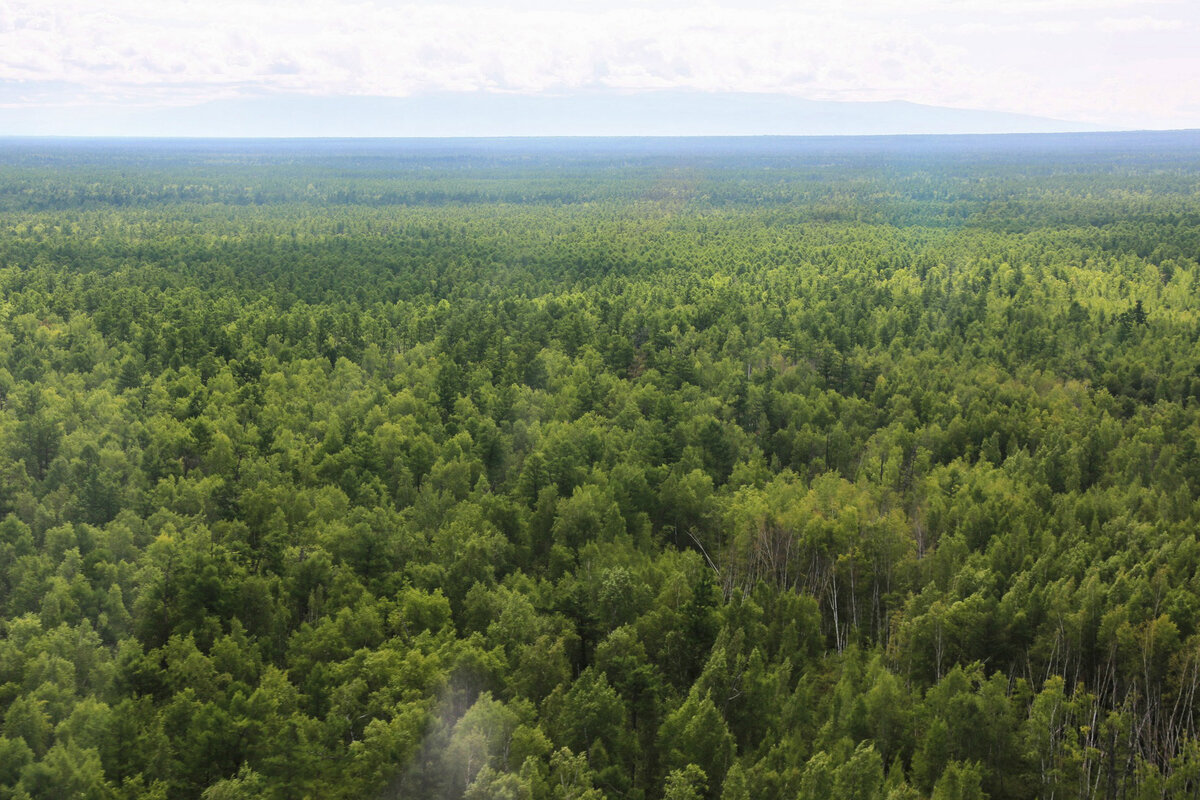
left=1095, top=15, right=1186, bottom=31
left=0, top=0, right=1198, bottom=128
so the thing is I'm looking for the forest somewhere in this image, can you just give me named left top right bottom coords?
left=1, top=131, right=1200, bottom=799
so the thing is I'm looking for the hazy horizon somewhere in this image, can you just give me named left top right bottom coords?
left=0, top=91, right=1115, bottom=139
left=4, top=0, right=1199, bottom=137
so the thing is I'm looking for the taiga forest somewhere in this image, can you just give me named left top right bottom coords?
left=1, top=133, right=1200, bottom=799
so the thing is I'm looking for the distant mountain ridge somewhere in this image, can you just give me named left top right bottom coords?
left=3, top=91, right=1100, bottom=137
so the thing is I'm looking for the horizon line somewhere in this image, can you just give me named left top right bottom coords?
left=7, top=128, right=1199, bottom=142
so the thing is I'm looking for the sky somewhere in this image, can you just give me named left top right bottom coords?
left=1, top=0, right=1198, bottom=135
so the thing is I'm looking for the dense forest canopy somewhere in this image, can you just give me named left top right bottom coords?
left=1, top=131, right=1200, bottom=799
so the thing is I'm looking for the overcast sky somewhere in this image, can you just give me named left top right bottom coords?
left=2, top=0, right=1198, bottom=132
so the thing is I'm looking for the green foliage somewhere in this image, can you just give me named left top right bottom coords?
left=1, top=134, right=1199, bottom=799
